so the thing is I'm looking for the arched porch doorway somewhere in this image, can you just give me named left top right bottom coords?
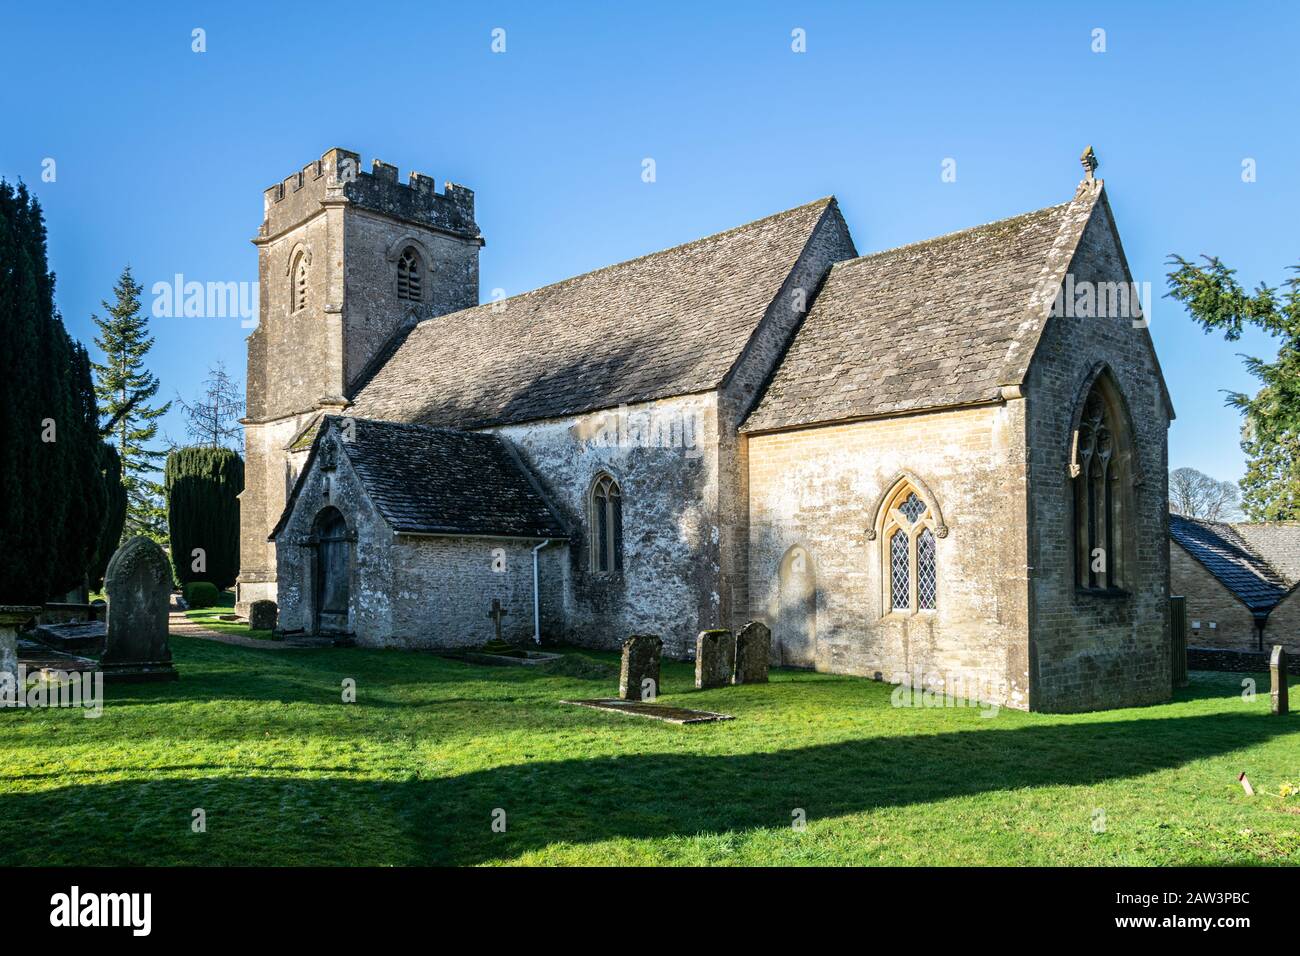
left=313, top=507, right=351, bottom=634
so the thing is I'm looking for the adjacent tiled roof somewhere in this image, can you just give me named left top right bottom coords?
left=1170, top=515, right=1289, bottom=613
left=1229, top=522, right=1300, bottom=587
left=349, top=198, right=840, bottom=428
left=742, top=184, right=1100, bottom=433
left=271, top=417, right=567, bottom=540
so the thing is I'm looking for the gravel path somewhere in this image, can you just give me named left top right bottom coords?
left=167, top=608, right=294, bottom=651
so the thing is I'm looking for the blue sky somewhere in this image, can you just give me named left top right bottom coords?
left=2, top=1, right=1296, bottom=484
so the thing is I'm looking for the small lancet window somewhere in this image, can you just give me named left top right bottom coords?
left=291, top=252, right=308, bottom=313
left=880, top=485, right=939, bottom=614
left=590, top=473, right=623, bottom=573
left=397, top=246, right=422, bottom=302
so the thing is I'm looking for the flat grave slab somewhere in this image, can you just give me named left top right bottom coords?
left=35, top=621, right=106, bottom=653
left=464, top=650, right=564, bottom=667
left=561, top=698, right=733, bottom=724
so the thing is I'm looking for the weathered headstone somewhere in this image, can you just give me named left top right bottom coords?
left=249, top=600, right=278, bottom=631
left=733, top=620, right=771, bottom=685
left=101, top=536, right=177, bottom=682
left=0, top=606, right=40, bottom=693
left=695, top=629, right=735, bottom=689
left=1270, top=645, right=1289, bottom=715
left=619, top=634, right=662, bottom=701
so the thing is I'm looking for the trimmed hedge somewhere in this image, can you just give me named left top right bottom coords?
left=165, top=446, right=244, bottom=589
left=183, top=581, right=220, bottom=609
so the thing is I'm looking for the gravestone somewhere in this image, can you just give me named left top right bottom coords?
left=101, top=536, right=177, bottom=682
left=695, top=629, right=735, bottom=689
left=249, top=600, right=278, bottom=631
left=0, top=606, right=40, bottom=692
left=733, top=620, right=771, bottom=684
left=1271, top=645, right=1289, bottom=715
left=619, top=634, right=662, bottom=701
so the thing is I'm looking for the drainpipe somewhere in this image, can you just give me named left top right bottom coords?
left=532, top=539, right=556, bottom=645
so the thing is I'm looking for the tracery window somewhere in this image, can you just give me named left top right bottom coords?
left=881, top=486, right=939, bottom=613
left=589, top=473, right=623, bottom=573
left=1072, top=377, right=1131, bottom=591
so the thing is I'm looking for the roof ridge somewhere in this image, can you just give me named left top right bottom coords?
left=838, top=199, right=1072, bottom=267
left=410, top=197, right=835, bottom=327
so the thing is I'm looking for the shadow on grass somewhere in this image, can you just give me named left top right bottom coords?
left=2, top=710, right=1294, bottom=865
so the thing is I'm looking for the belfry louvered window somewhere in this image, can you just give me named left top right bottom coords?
left=397, top=247, right=422, bottom=301
left=292, top=252, right=308, bottom=313
left=1072, top=375, right=1132, bottom=592
left=881, top=485, right=939, bottom=614
left=590, top=473, right=623, bottom=574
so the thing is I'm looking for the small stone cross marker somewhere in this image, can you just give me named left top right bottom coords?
left=487, top=599, right=508, bottom=642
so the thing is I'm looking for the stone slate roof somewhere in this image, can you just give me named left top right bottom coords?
left=742, top=184, right=1101, bottom=433
left=271, top=417, right=566, bottom=540
left=1170, top=515, right=1289, bottom=613
left=349, top=198, right=840, bottom=428
left=1229, top=522, right=1300, bottom=587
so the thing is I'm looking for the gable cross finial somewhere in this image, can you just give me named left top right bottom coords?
left=1081, top=145, right=1099, bottom=181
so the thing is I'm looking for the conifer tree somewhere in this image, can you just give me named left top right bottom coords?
left=165, top=446, right=244, bottom=589
left=1167, top=255, right=1300, bottom=519
left=91, top=266, right=171, bottom=541
left=0, top=180, right=108, bottom=602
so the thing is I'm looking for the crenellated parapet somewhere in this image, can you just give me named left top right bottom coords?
left=259, top=147, right=479, bottom=242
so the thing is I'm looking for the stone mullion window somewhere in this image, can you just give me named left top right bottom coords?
left=397, top=246, right=422, bottom=302
left=881, top=487, right=938, bottom=615
left=589, top=473, right=623, bottom=574
left=1071, top=376, right=1132, bottom=593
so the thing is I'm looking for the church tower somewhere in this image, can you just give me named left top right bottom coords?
left=237, top=148, right=483, bottom=615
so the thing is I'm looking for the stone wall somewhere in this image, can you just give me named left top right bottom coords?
left=718, top=203, right=857, bottom=634
left=490, top=393, right=719, bottom=658
left=237, top=411, right=320, bottom=615
left=1023, top=193, right=1172, bottom=712
left=1187, top=646, right=1300, bottom=675
left=1168, top=540, right=1262, bottom=650
left=239, top=148, right=482, bottom=615
left=746, top=402, right=1031, bottom=709
left=1262, top=587, right=1300, bottom=652
left=274, top=442, right=563, bottom=646
left=342, top=207, right=479, bottom=391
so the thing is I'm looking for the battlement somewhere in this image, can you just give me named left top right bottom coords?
left=259, top=148, right=479, bottom=242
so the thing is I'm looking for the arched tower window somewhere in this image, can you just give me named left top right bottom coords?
left=1071, top=372, right=1134, bottom=592
left=879, top=482, right=939, bottom=614
left=291, top=251, right=308, bottom=313
left=397, top=246, right=422, bottom=302
left=589, top=473, right=623, bottom=573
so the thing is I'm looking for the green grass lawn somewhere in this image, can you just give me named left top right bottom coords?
left=2, top=635, right=1298, bottom=866
left=183, top=590, right=276, bottom=640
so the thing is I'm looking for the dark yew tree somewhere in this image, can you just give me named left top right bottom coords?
left=164, top=446, right=244, bottom=590
left=0, top=180, right=108, bottom=603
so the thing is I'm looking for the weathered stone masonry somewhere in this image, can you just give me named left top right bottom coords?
left=244, top=147, right=1175, bottom=712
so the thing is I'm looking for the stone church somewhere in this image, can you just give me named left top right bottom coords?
left=238, top=146, right=1173, bottom=713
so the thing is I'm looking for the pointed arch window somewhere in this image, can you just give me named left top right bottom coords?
left=880, top=485, right=939, bottom=614
left=291, top=251, right=308, bottom=313
left=397, top=246, right=422, bottom=302
left=589, top=473, right=623, bottom=573
left=1072, top=375, right=1133, bottom=592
